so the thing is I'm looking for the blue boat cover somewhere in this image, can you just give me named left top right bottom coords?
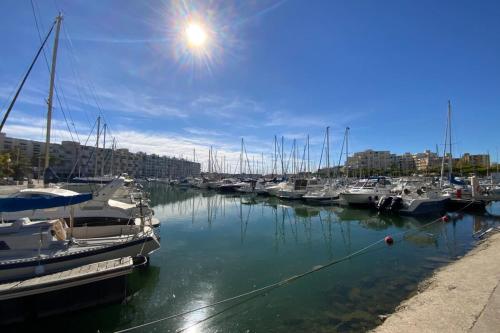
left=0, top=193, right=92, bottom=212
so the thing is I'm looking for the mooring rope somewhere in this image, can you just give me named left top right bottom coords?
left=114, top=199, right=477, bottom=333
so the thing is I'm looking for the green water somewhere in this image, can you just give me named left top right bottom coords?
left=9, top=184, right=500, bottom=332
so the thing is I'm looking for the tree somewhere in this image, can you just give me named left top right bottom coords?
left=0, top=153, right=14, bottom=178
left=7, top=149, right=30, bottom=180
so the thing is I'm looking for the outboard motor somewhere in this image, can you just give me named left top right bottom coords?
left=377, top=196, right=393, bottom=212
left=390, top=197, right=403, bottom=212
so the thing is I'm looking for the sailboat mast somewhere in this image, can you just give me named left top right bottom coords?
left=440, top=105, right=449, bottom=188
left=240, top=138, right=243, bottom=175
left=345, top=127, right=350, bottom=179
left=110, top=137, right=115, bottom=176
left=43, top=14, right=63, bottom=182
left=94, top=116, right=100, bottom=177
left=273, top=135, right=277, bottom=176
left=101, top=123, right=106, bottom=176
left=448, top=100, right=452, bottom=179
left=281, top=136, right=284, bottom=176
left=307, top=134, right=310, bottom=174
left=261, top=152, right=264, bottom=175
left=326, top=127, right=330, bottom=178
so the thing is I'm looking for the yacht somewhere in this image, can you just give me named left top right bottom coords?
left=236, top=179, right=268, bottom=194
left=0, top=218, right=160, bottom=283
left=265, top=181, right=288, bottom=197
left=340, top=177, right=393, bottom=206
left=276, top=179, right=322, bottom=200
left=0, top=192, right=160, bottom=283
left=1, top=179, right=159, bottom=228
left=217, top=178, right=242, bottom=193
left=303, top=181, right=342, bottom=203
left=378, top=187, right=450, bottom=216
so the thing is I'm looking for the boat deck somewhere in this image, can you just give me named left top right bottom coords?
left=0, top=257, right=133, bottom=301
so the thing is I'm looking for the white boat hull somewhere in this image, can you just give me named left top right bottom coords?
left=0, top=234, right=160, bottom=283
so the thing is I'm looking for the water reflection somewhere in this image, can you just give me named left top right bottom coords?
left=12, top=184, right=500, bottom=333
left=133, top=185, right=500, bottom=332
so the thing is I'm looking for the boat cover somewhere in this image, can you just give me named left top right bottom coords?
left=0, top=193, right=92, bottom=212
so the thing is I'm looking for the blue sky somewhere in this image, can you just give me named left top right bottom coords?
left=1, top=0, right=499, bottom=171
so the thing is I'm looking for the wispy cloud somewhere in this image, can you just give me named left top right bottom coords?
left=183, top=127, right=225, bottom=137
left=192, top=94, right=265, bottom=120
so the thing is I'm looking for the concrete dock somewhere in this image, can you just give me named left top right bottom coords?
left=372, top=231, right=500, bottom=333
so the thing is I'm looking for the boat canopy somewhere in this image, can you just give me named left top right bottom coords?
left=0, top=193, right=92, bottom=212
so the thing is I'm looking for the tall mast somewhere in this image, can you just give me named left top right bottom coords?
left=43, top=13, right=63, bottom=185
left=208, top=147, right=211, bottom=174
left=273, top=136, right=277, bottom=176
left=101, top=123, right=106, bottom=176
left=240, top=138, right=243, bottom=175
left=94, top=116, right=100, bottom=177
left=261, top=152, right=264, bottom=175
left=281, top=136, right=284, bottom=176
left=345, top=127, right=350, bottom=179
left=440, top=105, right=449, bottom=188
left=110, top=137, right=115, bottom=176
left=252, top=155, right=255, bottom=176
left=448, top=100, right=452, bottom=179
left=326, top=127, right=330, bottom=178
left=307, top=134, right=310, bottom=174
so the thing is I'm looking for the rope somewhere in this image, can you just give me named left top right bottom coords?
left=113, top=199, right=477, bottom=333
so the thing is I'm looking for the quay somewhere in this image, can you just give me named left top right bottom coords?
left=373, top=231, right=500, bottom=333
left=0, top=257, right=134, bottom=325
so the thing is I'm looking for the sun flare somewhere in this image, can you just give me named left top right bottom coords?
left=185, top=22, right=208, bottom=48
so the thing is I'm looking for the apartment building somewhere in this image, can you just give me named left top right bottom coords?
left=413, top=150, right=440, bottom=171
left=0, top=133, right=200, bottom=179
left=460, top=153, right=490, bottom=168
left=346, top=150, right=393, bottom=172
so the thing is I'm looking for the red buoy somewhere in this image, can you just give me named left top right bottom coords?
left=442, top=215, right=450, bottom=222
left=384, top=236, right=394, bottom=245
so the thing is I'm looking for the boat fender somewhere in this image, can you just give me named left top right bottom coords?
left=384, top=236, right=394, bottom=245
left=53, top=219, right=67, bottom=241
left=368, top=196, right=372, bottom=202
left=442, top=215, right=450, bottom=222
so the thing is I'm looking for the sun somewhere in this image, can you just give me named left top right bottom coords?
left=185, top=22, right=208, bottom=48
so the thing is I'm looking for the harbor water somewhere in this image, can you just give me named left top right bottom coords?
left=9, top=183, right=500, bottom=332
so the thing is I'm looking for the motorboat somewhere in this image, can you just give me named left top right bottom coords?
left=303, top=182, right=342, bottom=203
left=217, top=178, right=242, bottom=193
left=377, top=188, right=450, bottom=216
left=233, top=179, right=265, bottom=194
left=340, top=177, right=393, bottom=206
left=0, top=192, right=160, bottom=283
left=265, top=181, right=288, bottom=197
left=276, top=179, right=308, bottom=199
left=0, top=218, right=160, bottom=283
left=1, top=179, right=159, bottom=228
